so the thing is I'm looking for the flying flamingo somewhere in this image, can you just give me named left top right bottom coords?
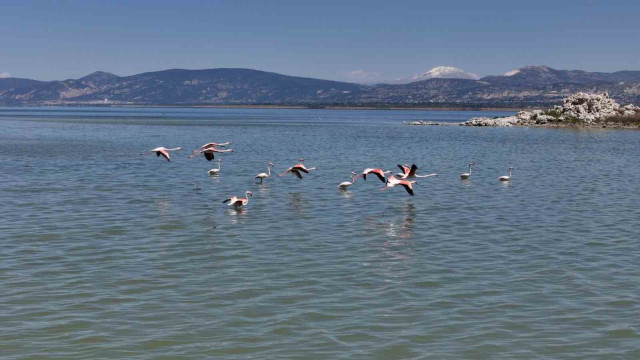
left=140, top=147, right=182, bottom=162
left=278, top=158, right=317, bottom=179
left=255, top=162, right=274, bottom=183
left=358, top=168, right=392, bottom=183
left=223, top=191, right=253, bottom=210
left=379, top=175, right=416, bottom=196
left=338, top=172, right=357, bottom=190
left=208, top=159, right=223, bottom=176
left=191, top=141, right=231, bottom=155
left=460, top=162, right=475, bottom=180
left=189, top=146, right=233, bottom=161
left=396, top=164, right=438, bottom=180
left=499, top=167, right=514, bottom=182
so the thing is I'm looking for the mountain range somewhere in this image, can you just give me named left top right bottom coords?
left=2, top=65, right=640, bottom=107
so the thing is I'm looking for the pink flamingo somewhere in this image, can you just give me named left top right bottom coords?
left=358, top=168, right=392, bottom=183
left=499, top=167, right=514, bottom=182
left=396, top=164, right=438, bottom=180
left=189, top=146, right=233, bottom=161
left=380, top=175, right=416, bottom=196
left=255, top=162, right=274, bottom=183
left=140, top=147, right=182, bottom=162
left=278, top=158, right=317, bottom=179
left=338, top=172, right=358, bottom=190
left=223, top=191, right=253, bottom=210
left=191, top=141, right=231, bottom=154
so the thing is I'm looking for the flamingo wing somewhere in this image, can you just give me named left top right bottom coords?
left=373, top=170, right=386, bottom=183
left=398, top=164, right=410, bottom=175
left=223, top=196, right=238, bottom=204
left=400, top=182, right=414, bottom=196
left=408, top=164, right=418, bottom=177
left=156, top=149, right=170, bottom=162
left=293, top=164, right=309, bottom=173
left=292, top=169, right=303, bottom=179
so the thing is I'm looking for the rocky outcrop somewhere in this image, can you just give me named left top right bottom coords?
left=463, top=93, right=639, bottom=127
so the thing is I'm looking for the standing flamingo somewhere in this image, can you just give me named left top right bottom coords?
left=499, top=167, right=514, bottom=181
left=278, top=158, right=317, bottom=179
left=358, top=168, right=392, bottom=183
left=397, top=164, right=438, bottom=180
left=189, top=147, right=233, bottom=161
left=208, top=159, right=223, bottom=176
left=379, top=175, right=416, bottom=196
left=140, top=147, right=182, bottom=162
left=460, top=162, right=474, bottom=180
left=255, top=162, right=274, bottom=183
left=338, top=172, right=357, bottom=190
left=223, top=191, right=253, bottom=210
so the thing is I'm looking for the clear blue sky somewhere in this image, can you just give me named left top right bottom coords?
left=1, top=0, right=639, bottom=82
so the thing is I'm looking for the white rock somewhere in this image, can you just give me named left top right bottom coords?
left=464, top=92, right=638, bottom=126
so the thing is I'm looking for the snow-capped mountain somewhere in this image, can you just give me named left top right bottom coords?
left=410, top=66, right=479, bottom=81
left=388, top=66, right=479, bottom=84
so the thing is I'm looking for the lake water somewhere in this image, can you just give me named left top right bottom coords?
left=1, top=107, right=639, bottom=359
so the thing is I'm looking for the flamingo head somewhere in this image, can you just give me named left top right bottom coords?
left=509, top=167, right=514, bottom=170
left=218, top=159, right=223, bottom=163
left=383, top=170, right=392, bottom=174
left=298, top=158, right=305, bottom=163
left=469, top=162, right=475, bottom=166
left=245, top=191, right=253, bottom=197
left=268, top=162, right=274, bottom=167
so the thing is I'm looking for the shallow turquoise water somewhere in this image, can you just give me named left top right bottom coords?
left=1, top=107, right=640, bottom=359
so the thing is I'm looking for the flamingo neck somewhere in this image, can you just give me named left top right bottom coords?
left=469, top=165, right=472, bottom=174
left=267, top=165, right=271, bottom=176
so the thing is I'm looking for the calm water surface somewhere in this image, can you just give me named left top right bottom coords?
left=1, top=107, right=639, bottom=359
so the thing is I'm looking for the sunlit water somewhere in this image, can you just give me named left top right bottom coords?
left=1, top=107, right=639, bottom=359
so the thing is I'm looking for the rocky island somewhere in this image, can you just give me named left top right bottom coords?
left=406, top=93, right=640, bottom=128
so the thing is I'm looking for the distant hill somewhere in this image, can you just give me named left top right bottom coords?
left=0, top=77, right=45, bottom=91
left=0, top=68, right=367, bottom=105
left=2, top=66, right=640, bottom=107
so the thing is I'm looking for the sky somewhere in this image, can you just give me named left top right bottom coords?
left=1, top=0, right=639, bottom=83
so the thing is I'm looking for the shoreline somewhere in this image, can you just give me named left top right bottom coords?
left=404, top=120, right=640, bottom=129
left=0, top=103, right=525, bottom=112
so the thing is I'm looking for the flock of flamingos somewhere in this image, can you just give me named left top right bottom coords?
left=141, top=142, right=514, bottom=210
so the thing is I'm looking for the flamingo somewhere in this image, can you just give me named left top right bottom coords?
left=499, top=167, right=514, bottom=182
left=358, top=168, right=392, bottom=183
left=278, top=158, right=317, bottom=179
left=191, top=141, right=231, bottom=154
left=189, top=146, right=233, bottom=161
left=140, top=147, right=182, bottom=162
left=208, top=159, right=223, bottom=176
left=460, top=162, right=474, bottom=180
left=223, top=191, right=253, bottom=210
left=255, top=162, right=274, bottom=183
left=379, top=175, right=416, bottom=196
left=397, top=164, right=438, bottom=180
left=338, top=172, right=357, bottom=190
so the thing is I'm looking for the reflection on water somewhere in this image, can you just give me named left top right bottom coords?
left=256, top=183, right=271, bottom=194
left=154, top=199, right=170, bottom=215
left=364, top=202, right=417, bottom=240
left=289, top=192, right=306, bottom=216
left=2, top=108, right=640, bottom=359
